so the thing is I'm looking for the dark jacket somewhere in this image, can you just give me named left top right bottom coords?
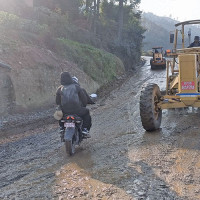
left=188, top=41, right=200, bottom=47
left=72, top=80, right=95, bottom=106
left=82, top=88, right=95, bottom=105
left=56, top=72, right=87, bottom=113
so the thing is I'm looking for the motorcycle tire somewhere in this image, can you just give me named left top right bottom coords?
left=65, top=139, right=75, bottom=156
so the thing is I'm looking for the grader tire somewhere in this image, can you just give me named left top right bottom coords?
left=162, top=64, right=166, bottom=69
left=162, top=59, right=166, bottom=69
left=151, top=64, right=156, bottom=70
left=150, top=59, right=156, bottom=70
left=140, top=83, right=162, bottom=131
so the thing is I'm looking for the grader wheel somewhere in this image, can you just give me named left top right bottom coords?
left=140, top=83, right=162, bottom=131
left=150, top=59, right=156, bottom=70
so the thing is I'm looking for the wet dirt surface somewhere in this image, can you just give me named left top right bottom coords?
left=1, top=56, right=200, bottom=199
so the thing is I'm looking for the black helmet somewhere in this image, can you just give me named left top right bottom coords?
left=194, top=36, right=199, bottom=41
left=60, top=72, right=73, bottom=85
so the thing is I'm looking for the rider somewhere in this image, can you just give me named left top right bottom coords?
left=56, top=72, right=93, bottom=137
left=72, top=76, right=95, bottom=106
left=188, top=36, right=200, bottom=47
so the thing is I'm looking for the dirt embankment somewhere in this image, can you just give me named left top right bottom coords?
left=0, top=33, right=99, bottom=116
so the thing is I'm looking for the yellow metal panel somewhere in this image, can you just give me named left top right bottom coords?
left=170, top=75, right=179, bottom=89
left=159, top=100, right=200, bottom=109
left=193, top=101, right=200, bottom=107
left=178, top=54, right=197, bottom=93
left=154, top=53, right=162, bottom=60
left=160, top=102, right=186, bottom=109
left=163, top=95, right=180, bottom=99
left=181, top=97, right=198, bottom=106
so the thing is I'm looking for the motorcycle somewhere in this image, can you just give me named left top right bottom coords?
left=60, top=115, right=86, bottom=156
left=58, top=94, right=97, bottom=156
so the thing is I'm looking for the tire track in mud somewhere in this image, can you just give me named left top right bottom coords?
left=1, top=57, right=200, bottom=199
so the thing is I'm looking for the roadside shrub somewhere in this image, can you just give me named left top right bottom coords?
left=0, top=11, right=48, bottom=33
left=33, top=7, right=69, bottom=38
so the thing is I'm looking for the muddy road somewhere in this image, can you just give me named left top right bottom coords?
left=1, top=56, right=200, bottom=200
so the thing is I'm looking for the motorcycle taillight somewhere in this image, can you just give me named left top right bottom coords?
left=67, top=116, right=75, bottom=120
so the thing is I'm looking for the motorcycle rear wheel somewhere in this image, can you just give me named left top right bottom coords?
left=65, top=139, right=75, bottom=156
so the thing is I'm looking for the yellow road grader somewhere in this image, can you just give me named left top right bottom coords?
left=150, top=47, right=166, bottom=69
left=140, top=20, right=200, bottom=131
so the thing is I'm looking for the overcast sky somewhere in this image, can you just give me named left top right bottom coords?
left=139, top=0, right=200, bottom=21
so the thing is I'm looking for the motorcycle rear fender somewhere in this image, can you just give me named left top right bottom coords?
left=64, top=127, right=75, bottom=141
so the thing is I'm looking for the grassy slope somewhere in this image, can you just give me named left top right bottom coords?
left=57, top=38, right=125, bottom=85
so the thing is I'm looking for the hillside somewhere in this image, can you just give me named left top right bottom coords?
left=0, top=10, right=124, bottom=115
left=0, top=0, right=145, bottom=116
left=142, top=12, right=200, bottom=51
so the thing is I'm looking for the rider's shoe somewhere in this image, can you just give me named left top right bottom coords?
left=59, top=130, right=64, bottom=133
left=59, top=126, right=64, bottom=132
left=82, top=128, right=91, bottom=138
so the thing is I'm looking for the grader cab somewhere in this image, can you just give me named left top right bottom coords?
left=140, top=20, right=200, bottom=131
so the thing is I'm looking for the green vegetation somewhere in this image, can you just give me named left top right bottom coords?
left=0, top=0, right=145, bottom=85
left=32, top=0, right=145, bottom=69
left=0, top=11, right=47, bottom=33
left=99, top=1, right=145, bottom=69
left=0, top=9, right=125, bottom=85
left=57, top=38, right=124, bottom=85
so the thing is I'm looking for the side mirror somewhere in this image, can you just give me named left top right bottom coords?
left=90, top=94, right=97, bottom=102
left=170, top=33, right=174, bottom=43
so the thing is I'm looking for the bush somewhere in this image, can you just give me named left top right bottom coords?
left=0, top=11, right=48, bottom=33
left=56, top=38, right=125, bottom=85
left=33, top=7, right=69, bottom=38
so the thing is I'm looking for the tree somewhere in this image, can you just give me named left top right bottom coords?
left=116, top=0, right=141, bottom=43
left=97, top=0, right=101, bottom=18
left=57, top=0, right=80, bottom=20
left=117, top=0, right=123, bottom=43
left=32, top=0, right=145, bottom=69
left=100, top=0, right=144, bottom=68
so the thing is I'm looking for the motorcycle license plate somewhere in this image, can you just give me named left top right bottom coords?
left=64, top=123, right=75, bottom=128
